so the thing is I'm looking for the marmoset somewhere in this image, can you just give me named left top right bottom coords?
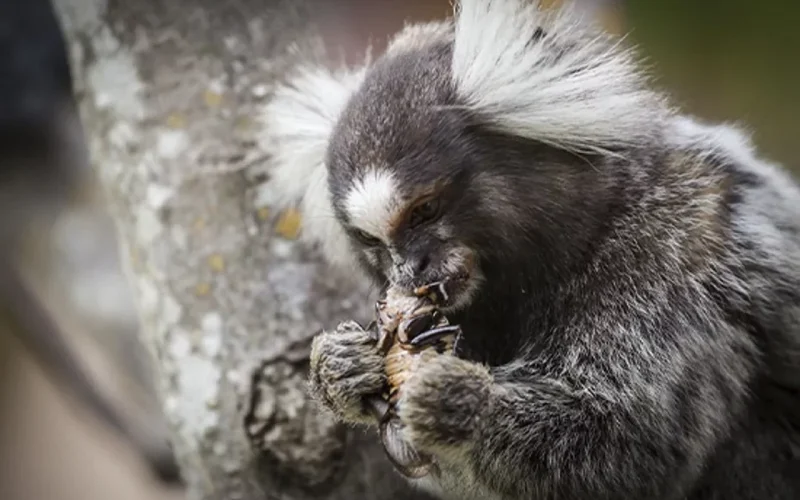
left=262, top=0, right=800, bottom=498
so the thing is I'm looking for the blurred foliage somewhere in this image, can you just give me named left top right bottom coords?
left=624, top=0, right=799, bottom=173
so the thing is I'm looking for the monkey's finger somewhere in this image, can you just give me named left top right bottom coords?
left=310, top=330, right=372, bottom=372
left=313, top=340, right=379, bottom=368
left=317, top=352, right=385, bottom=384
left=327, top=372, right=386, bottom=403
left=334, top=319, right=366, bottom=334
left=319, top=329, right=380, bottom=351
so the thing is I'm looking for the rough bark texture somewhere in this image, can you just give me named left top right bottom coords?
left=51, top=1, right=432, bottom=498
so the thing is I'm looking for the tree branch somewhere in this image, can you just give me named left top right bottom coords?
left=51, top=0, right=431, bottom=498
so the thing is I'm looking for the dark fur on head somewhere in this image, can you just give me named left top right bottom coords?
left=266, top=1, right=800, bottom=499
left=326, top=39, right=628, bottom=322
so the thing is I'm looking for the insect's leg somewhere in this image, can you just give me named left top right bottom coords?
left=407, top=325, right=461, bottom=348
left=414, top=281, right=445, bottom=301
left=432, top=281, right=450, bottom=304
left=399, top=312, right=434, bottom=342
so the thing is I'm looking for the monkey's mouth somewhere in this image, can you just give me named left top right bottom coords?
left=407, top=270, right=481, bottom=314
left=389, top=247, right=480, bottom=311
left=413, top=247, right=480, bottom=311
left=413, top=274, right=469, bottom=305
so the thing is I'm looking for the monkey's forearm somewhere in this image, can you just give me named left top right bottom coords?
left=468, top=357, right=742, bottom=500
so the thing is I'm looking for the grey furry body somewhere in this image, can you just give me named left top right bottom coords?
left=265, top=1, right=800, bottom=499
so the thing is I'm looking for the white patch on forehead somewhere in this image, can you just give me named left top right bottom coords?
left=344, top=170, right=402, bottom=241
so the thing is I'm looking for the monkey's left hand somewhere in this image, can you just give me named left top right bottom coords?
left=397, top=353, right=493, bottom=458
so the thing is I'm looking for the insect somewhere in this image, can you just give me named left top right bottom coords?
left=364, top=281, right=463, bottom=479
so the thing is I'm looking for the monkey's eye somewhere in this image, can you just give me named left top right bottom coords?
left=409, top=198, right=441, bottom=227
left=353, top=228, right=381, bottom=247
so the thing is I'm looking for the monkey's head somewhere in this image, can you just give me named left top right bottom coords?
left=324, top=39, right=486, bottom=311
left=262, top=0, right=670, bottom=312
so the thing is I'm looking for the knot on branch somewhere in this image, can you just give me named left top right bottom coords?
left=243, top=339, right=349, bottom=495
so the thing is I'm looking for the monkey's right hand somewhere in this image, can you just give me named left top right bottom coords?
left=308, top=320, right=386, bottom=426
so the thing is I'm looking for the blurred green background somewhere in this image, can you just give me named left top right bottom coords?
left=624, top=0, right=798, bottom=173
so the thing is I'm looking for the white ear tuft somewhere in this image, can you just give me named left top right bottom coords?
left=667, top=115, right=758, bottom=166
left=259, top=62, right=367, bottom=271
left=451, top=0, right=671, bottom=155
left=384, top=20, right=454, bottom=57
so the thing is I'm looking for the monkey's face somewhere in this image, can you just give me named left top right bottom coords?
left=321, top=39, right=614, bottom=313
left=321, top=43, right=487, bottom=312
left=337, top=173, right=483, bottom=311
left=327, top=134, right=485, bottom=312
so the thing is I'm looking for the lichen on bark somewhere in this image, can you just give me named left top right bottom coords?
left=51, top=0, right=433, bottom=498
